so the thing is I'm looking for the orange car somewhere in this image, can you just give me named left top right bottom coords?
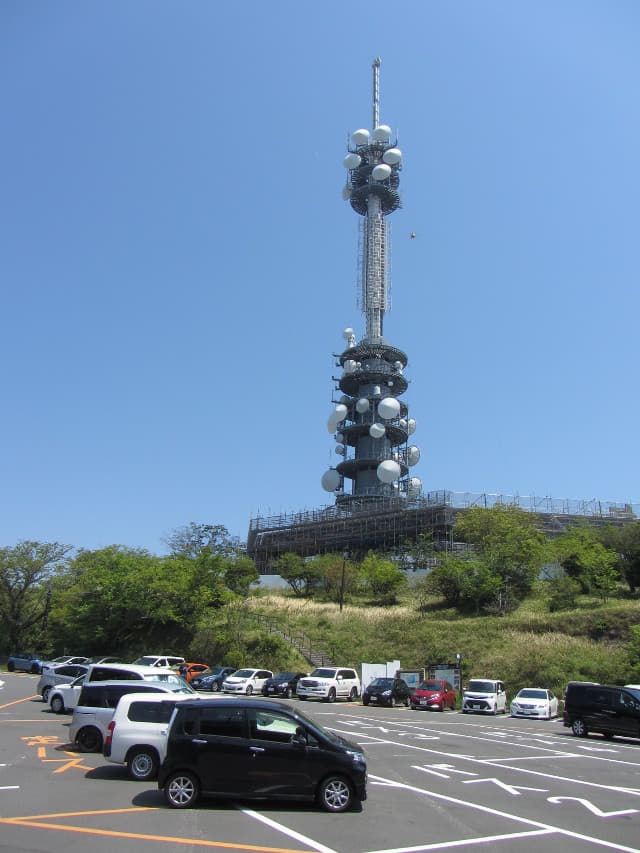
left=174, top=662, right=210, bottom=683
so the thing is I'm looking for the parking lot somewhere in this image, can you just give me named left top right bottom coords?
left=2, top=672, right=640, bottom=853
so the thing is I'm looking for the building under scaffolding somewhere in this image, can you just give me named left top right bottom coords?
left=247, top=491, right=638, bottom=574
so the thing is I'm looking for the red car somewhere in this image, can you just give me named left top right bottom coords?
left=410, top=680, right=457, bottom=711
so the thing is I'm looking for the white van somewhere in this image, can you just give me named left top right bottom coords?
left=103, top=692, right=196, bottom=780
left=70, top=679, right=196, bottom=753
left=462, top=678, right=507, bottom=715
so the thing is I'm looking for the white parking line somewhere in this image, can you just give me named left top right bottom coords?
left=240, top=807, right=340, bottom=853
left=330, top=727, right=640, bottom=798
left=363, top=828, right=555, bottom=852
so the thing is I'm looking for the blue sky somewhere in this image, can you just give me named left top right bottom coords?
left=2, top=1, right=639, bottom=555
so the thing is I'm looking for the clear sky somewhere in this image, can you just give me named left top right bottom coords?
left=2, top=1, right=638, bottom=555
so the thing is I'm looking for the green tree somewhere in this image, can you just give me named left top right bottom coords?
left=454, top=503, right=546, bottom=603
left=553, top=526, right=619, bottom=599
left=315, top=554, right=360, bottom=605
left=0, top=541, right=71, bottom=651
left=359, top=551, right=407, bottom=604
left=276, top=553, right=322, bottom=597
left=224, top=556, right=259, bottom=597
left=165, top=523, right=236, bottom=559
left=599, top=522, right=640, bottom=593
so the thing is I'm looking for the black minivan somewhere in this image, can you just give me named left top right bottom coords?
left=157, top=698, right=367, bottom=812
left=563, top=682, right=640, bottom=740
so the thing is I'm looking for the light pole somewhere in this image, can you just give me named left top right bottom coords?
left=455, top=652, right=462, bottom=704
left=339, top=551, right=349, bottom=612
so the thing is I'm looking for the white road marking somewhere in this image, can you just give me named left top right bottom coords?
left=548, top=797, right=638, bottom=818
left=368, top=774, right=640, bottom=853
left=363, top=828, right=555, bottom=852
left=462, top=778, right=548, bottom=795
left=240, top=807, right=339, bottom=853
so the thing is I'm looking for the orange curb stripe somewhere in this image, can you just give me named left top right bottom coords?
left=14, top=807, right=157, bottom=820
left=0, top=818, right=310, bottom=852
left=0, top=696, right=39, bottom=710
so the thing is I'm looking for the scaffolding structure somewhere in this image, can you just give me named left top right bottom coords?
left=247, top=491, right=638, bottom=574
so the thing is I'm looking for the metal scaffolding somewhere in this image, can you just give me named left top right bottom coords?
left=247, top=491, right=638, bottom=574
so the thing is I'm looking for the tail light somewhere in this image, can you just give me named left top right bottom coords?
left=105, top=720, right=115, bottom=747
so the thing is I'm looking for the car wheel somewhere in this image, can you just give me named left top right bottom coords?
left=603, top=732, right=615, bottom=740
left=298, top=695, right=306, bottom=700
left=50, top=695, right=65, bottom=714
left=362, top=697, right=369, bottom=706
left=349, top=687, right=358, bottom=702
left=246, top=685, right=253, bottom=696
left=7, top=661, right=15, bottom=672
left=76, top=726, right=103, bottom=753
left=572, top=718, right=588, bottom=738
left=404, top=696, right=411, bottom=707
left=31, top=663, right=40, bottom=674
left=326, top=687, right=336, bottom=703
left=165, top=771, right=199, bottom=808
left=211, top=681, right=220, bottom=692
left=286, top=687, right=293, bottom=699
left=42, top=686, right=52, bottom=703
left=318, top=775, right=354, bottom=813
left=127, top=748, right=159, bottom=781
left=462, top=709, right=467, bottom=714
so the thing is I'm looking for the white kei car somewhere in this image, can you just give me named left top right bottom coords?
left=222, top=668, right=273, bottom=695
left=510, top=688, right=559, bottom=719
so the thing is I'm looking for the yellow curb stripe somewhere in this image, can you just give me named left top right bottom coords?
left=0, top=817, right=311, bottom=852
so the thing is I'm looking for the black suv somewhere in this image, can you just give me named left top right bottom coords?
left=157, top=697, right=367, bottom=812
left=563, top=682, right=640, bottom=740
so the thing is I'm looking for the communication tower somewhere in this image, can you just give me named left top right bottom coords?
left=321, top=59, right=422, bottom=507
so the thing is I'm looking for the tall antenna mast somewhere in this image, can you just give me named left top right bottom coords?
left=321, top=60, right=422, bottom=508
left=372, top=57, right=381, bottom=129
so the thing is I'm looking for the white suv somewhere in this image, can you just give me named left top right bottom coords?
left=296, top=667, right=360, bottom=703
left=462, top=678, right=507, bottom=715
left=103, top=692, right=196, bottom=780
left=222, top=668, right=273, bottom=695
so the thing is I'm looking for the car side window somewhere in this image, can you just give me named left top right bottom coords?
left=197, top=708, right=246, bottom=738
left=249, top=710, right=299, bottom=743
left=128, top=700, right=176, bottom=723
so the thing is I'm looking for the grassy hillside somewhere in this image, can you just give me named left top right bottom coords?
left=238, top=584, right=640, bottom=700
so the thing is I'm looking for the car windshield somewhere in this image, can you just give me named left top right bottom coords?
left=310, top=669, right=337, bottom=678
left=626, top=688, right=640, bottom=701
left=232, top=670, right=253, bottom=678
left=370, top=678, right=393, bottom=688
left=517, top=689, right=547, bottom=699
left=49, top=656, right=69, bottom=663
left=134, top=657, right=160, bottom=666
left=273, top=673, right=296, bottom=682
left=467, top=681, right=496, bottom=693
left=71, top=675, right=86, bottom=687
left=147, top=674, right=195, bottom=693
left=418, top=681, right=445, bottom=691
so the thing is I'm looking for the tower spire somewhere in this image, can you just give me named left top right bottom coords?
left=372, top=57, right=381, bottom=129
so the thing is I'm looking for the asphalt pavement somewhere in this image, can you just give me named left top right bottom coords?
left=1, top=672, right=639, bottom=853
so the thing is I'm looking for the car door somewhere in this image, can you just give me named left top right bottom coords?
left=583, top=687, right=619, bottom=733
left=612, top=689, right=640, bottom=737
left=246, top=709, right=316, bottom=798
left=189, top=706, right=253, bottom=795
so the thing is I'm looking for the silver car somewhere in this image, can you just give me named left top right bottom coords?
left=37, top=663, right=89, bottom=703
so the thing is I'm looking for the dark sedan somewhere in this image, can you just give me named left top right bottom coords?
left=262, top=672, right=307, bottom=699
left=191, top=666, right=237, bottom=692
left=362, top=677, right=412, bottom=707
